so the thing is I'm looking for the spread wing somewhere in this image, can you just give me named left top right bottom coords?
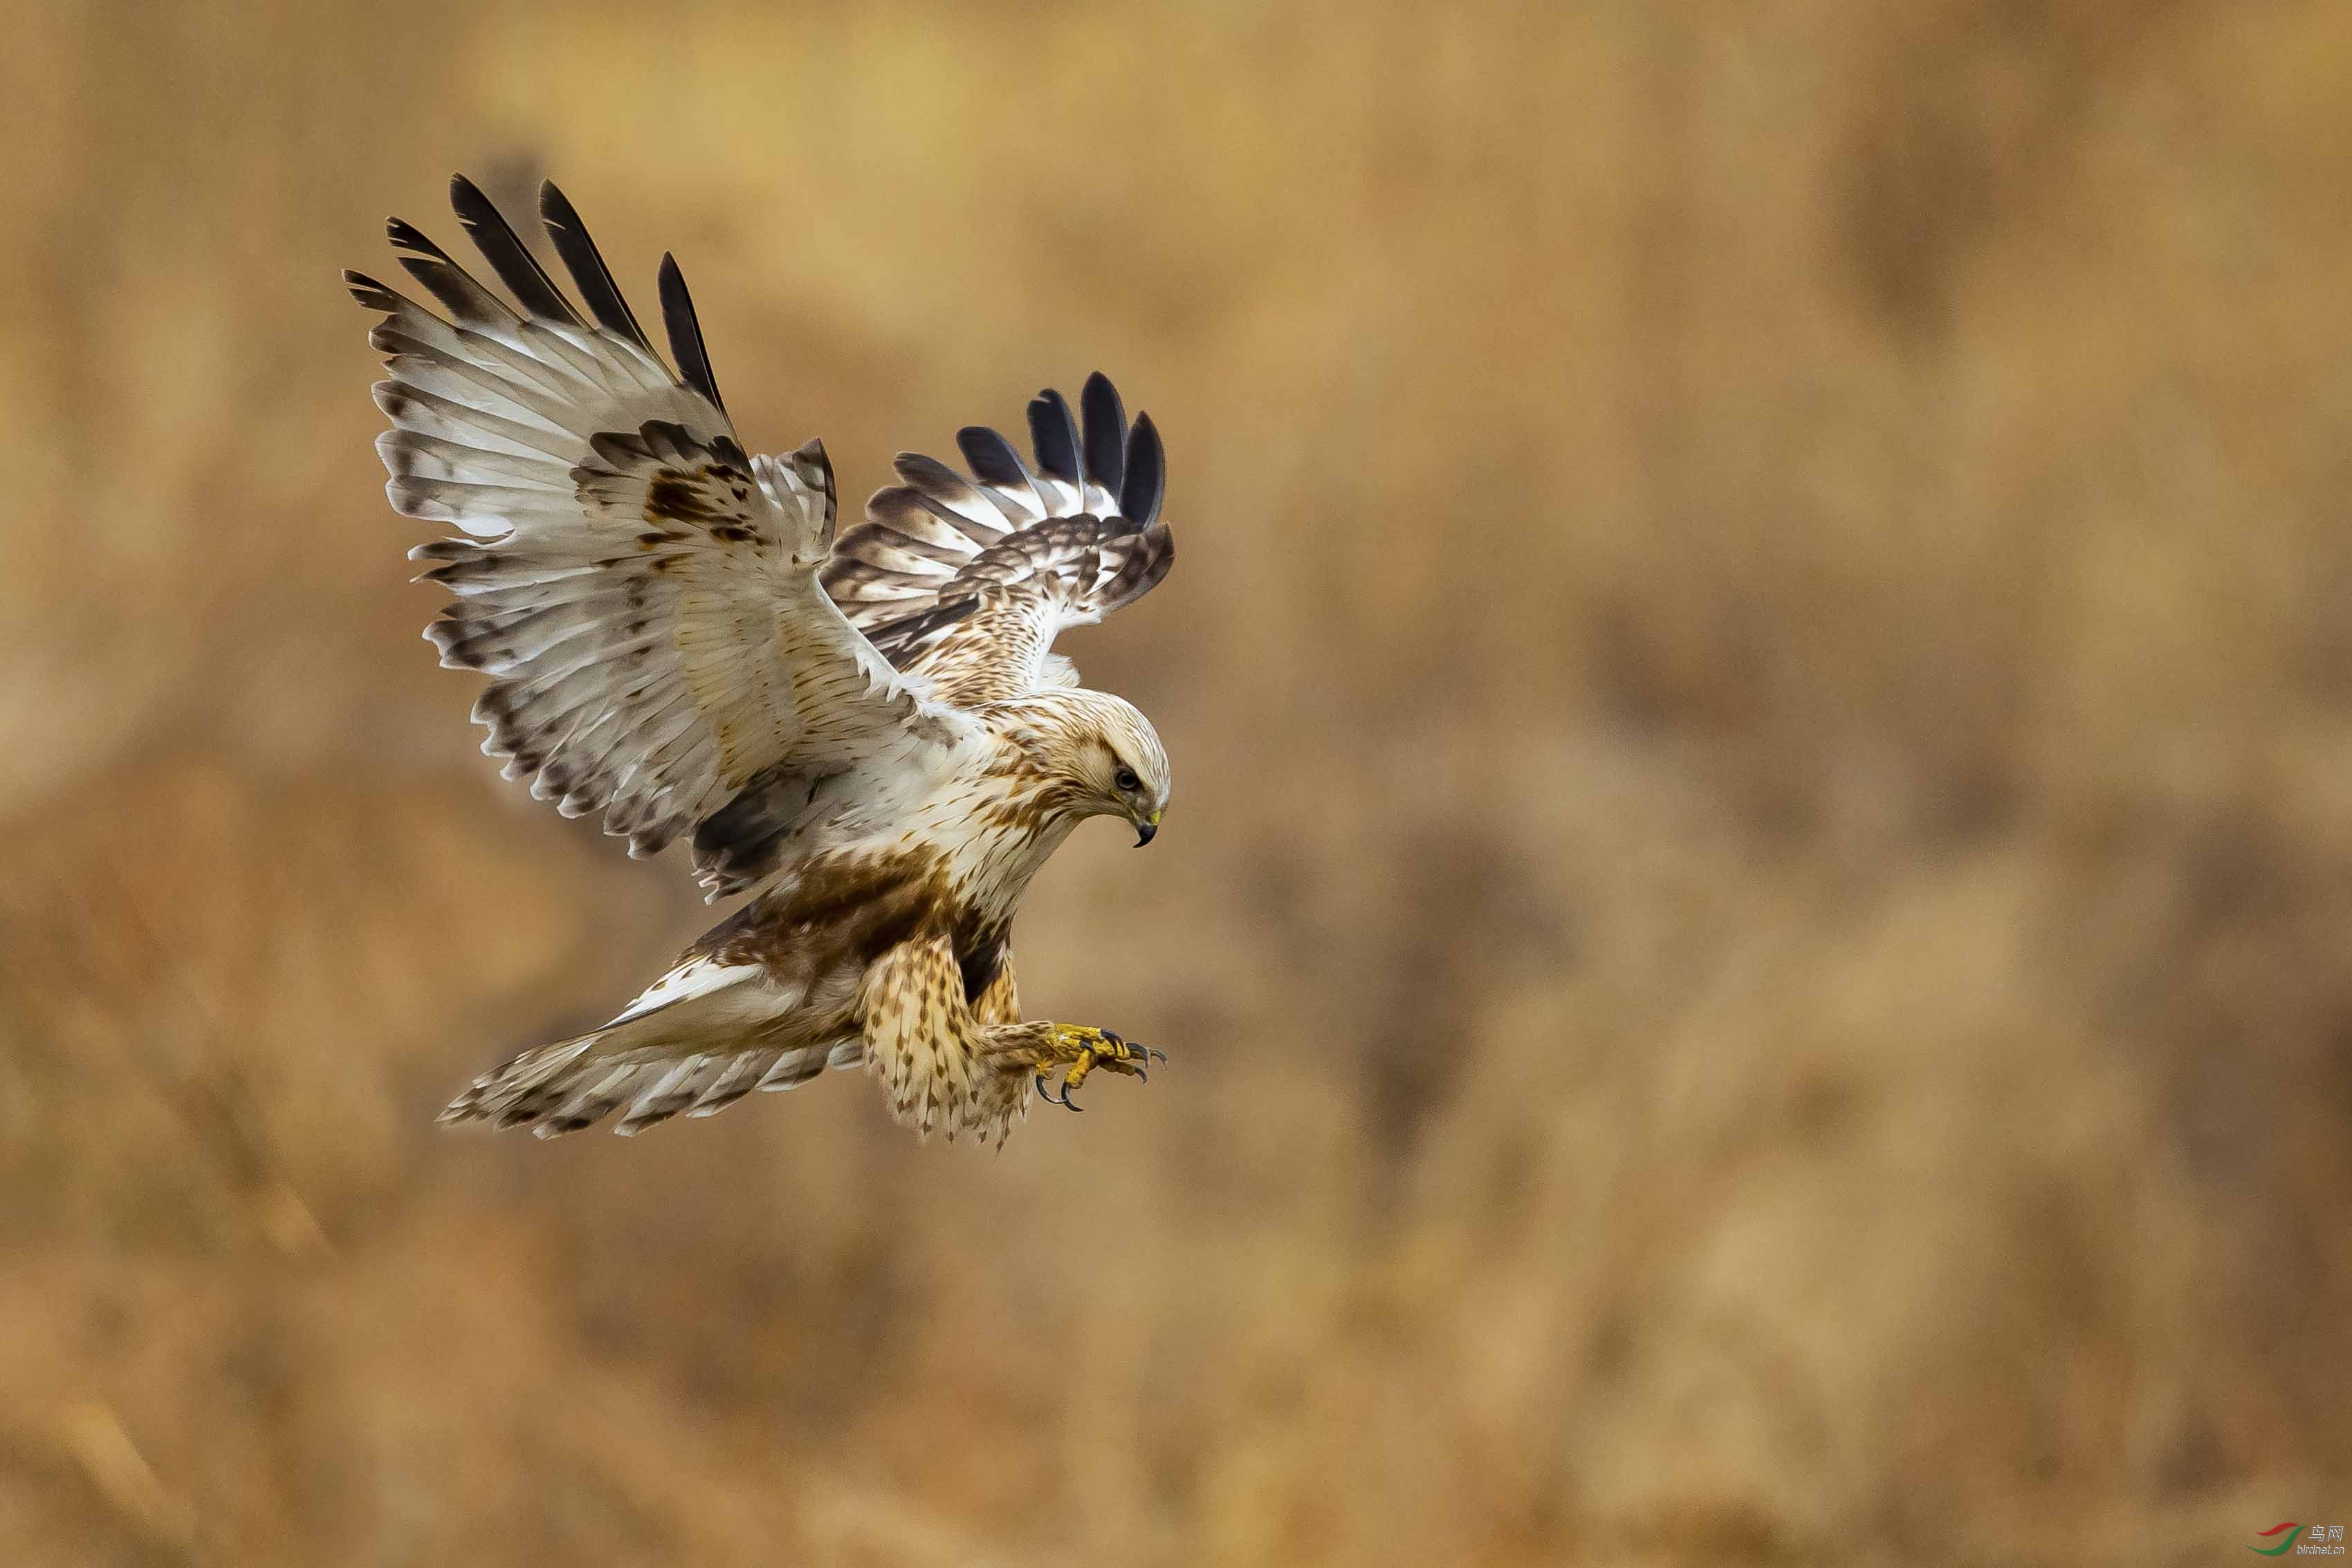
left=821, top=373, right=1175, bottom=705
left=350, top=176, right=965, bottom=877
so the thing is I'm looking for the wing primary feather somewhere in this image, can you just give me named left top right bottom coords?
left=658, top=252, right=726, bottom=414
left=1079, top=372, right=1126, bottom=500
left=357, top=185, right=954, bottom=866
left=386, top=217, right=517, bottom=326
left=1027, top=388, right=1082, bottom=484
left=956, top=425, right=1031, bottom=489
left=449, top=174, right=584, bottom=326
left=1121, top=411, right=1164, bottom=524
left=344, top=268, right=410, bottom=314
left=537, top=181, right=654, bottom=352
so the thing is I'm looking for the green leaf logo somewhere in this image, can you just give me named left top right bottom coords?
left=2251, top=1523, right=2304, bottom=1556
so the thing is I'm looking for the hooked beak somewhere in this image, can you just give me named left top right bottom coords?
left=1133, top=809, right=1161, bottom=848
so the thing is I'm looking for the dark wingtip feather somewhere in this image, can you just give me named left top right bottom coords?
left=657, top=252, right=725, bottom=414
left=385, top=216, right=434, bottom=252
left=1027, top=388, right=1082, bottom=484
left=538, top=181, right=653, bottom=351
left=344, top=269, right=404, bottom=311
left=1079, top=372, right=1126, bottom=499
left=1121, top=411, right=1164, bottom=524
left=450, top=173, right=582, bottom=326
left=385, top=216, right=515, bottom=326
left=957, top=425, right=1031, bottom=489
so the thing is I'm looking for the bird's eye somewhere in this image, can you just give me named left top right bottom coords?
left=1114, top=766, right=1141, bottom=792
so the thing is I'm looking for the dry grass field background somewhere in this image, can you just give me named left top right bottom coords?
left=2, top=1, right=2350, bottom=1562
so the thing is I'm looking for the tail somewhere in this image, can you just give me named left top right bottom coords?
left=439, top=957, right=860, bottom=1137
left=438, top=1033, right=861, bottom=1137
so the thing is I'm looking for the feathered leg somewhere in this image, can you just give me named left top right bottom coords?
left=860, top=935, right=1161, bottom=1143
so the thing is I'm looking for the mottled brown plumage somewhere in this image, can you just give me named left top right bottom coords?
left=356, top=176, right=1178, bottom=1142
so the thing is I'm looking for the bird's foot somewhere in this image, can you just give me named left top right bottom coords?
left=1031, top=1025, right=1165, bottom=1112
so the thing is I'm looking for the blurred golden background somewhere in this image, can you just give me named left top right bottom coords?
left=4, top=1, right=2351, bottom=1562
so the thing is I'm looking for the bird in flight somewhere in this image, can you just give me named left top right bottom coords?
left=348, top=176, right=1175, bottom=1143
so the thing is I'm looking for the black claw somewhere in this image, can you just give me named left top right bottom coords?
left=1143, top=1046, right=1168, bottom=1064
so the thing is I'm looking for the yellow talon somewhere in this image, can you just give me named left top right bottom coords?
left=1033, top=1026, right=1166, bottom=1110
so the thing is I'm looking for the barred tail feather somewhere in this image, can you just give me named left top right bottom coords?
left=439, top=1031, right=852, bottom=1137
left=437, top=957, right=851, bottom=1137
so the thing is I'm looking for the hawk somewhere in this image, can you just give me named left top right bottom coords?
left=348, top=176, right=1175, bottom=1143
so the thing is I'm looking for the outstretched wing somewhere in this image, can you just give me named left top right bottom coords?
left=351, top=176, right=964, bottom=876
left=821, top=373, right=1175, bottom=705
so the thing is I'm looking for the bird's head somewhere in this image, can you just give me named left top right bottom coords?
left=1017, top=688, right=1171, bottom=845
